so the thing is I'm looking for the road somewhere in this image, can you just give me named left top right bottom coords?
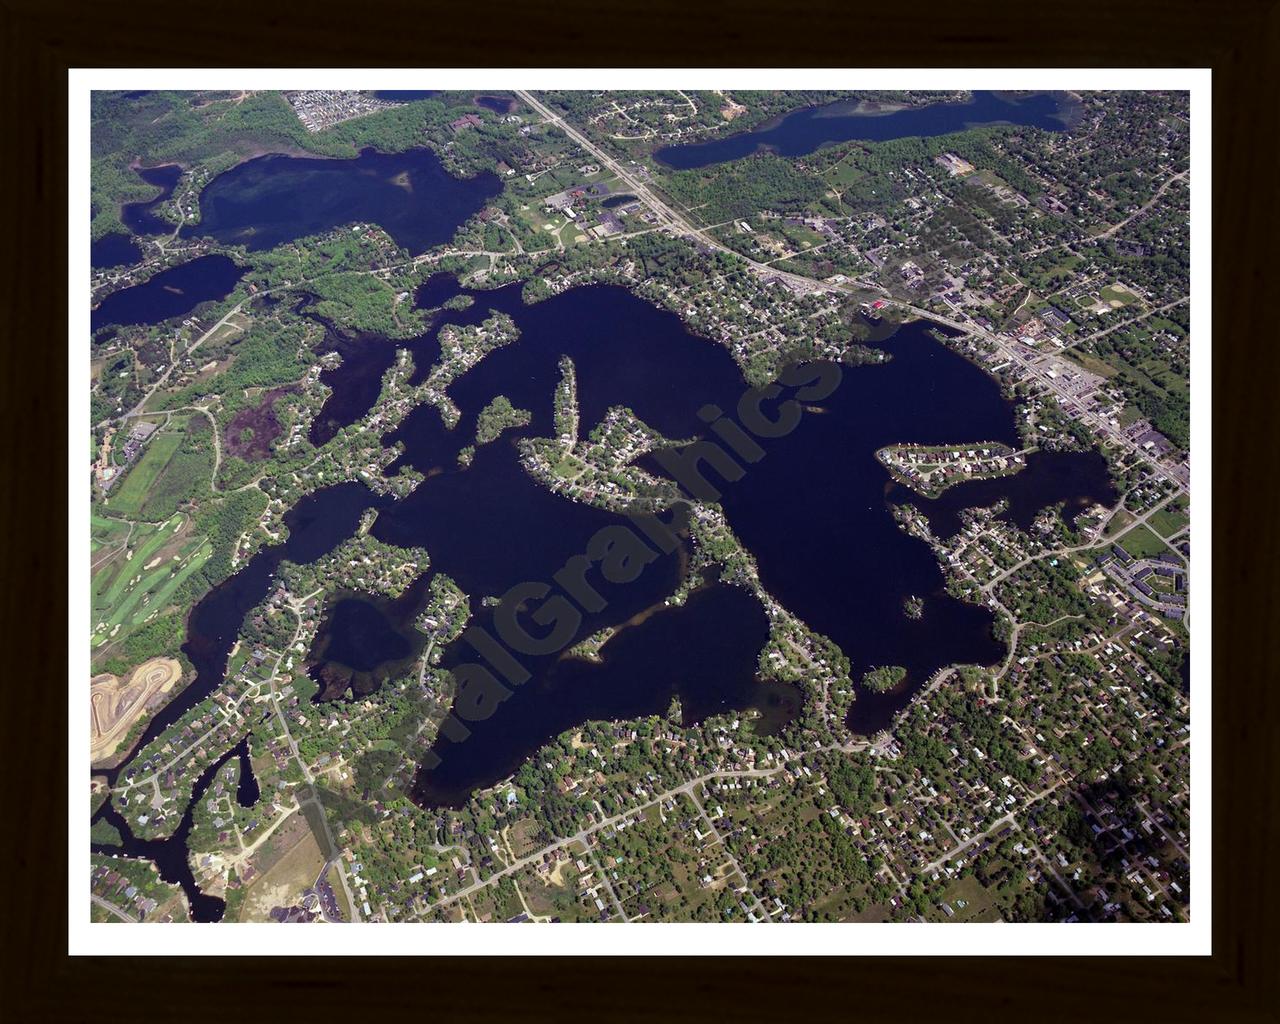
left=266, top=599, right=363, bottom=921
left=1092, top=169, right=1188, bottom=241
left=91, top=893, right=137, bottom=922
left=105, top=302, right=245, bottom=429
left=417, top=765, right=783, bottom=918
left=1060, top=296, right=1188, bottom=352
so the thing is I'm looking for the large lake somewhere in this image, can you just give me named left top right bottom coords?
left=366, top=283, right=800, bottom=806
left=654, top=91, right=1075, bottom=169
left=180, top=147, right=501, bottom=253
left=96, top=280, right=1116, bottom=892
left=302, top=281, right=1114, bottom=800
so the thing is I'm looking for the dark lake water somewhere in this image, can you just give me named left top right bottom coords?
left=304, top=276, right=751, bottom=469
left=474, top=94, right=515, bottom=114
left=235, top=740, right=260, bottom=808
left=306, top=281, right=1115, bottom=791
left=91, top=232, right=142, bottom=269
left=641, top=320, right=1113, bottom=736
left=180, top=147, right=501, bottom=253
left=654, top=91, right=1075, bottom=170
left=120, top=164, right=183, bottom=236
left=298, top=283, right=458, bottom=447
left=374, top=90, right=441, bottom=102
left=95, top=277, right=1116, bottom=892
left=345, top=283, right=790, bottom=804
left=308, top=329, right=402, bottom=447
left=308, top=575, right=431, bottom=701
left=387, top=281, right=749, bottom=469
left=416, top=581, right=798, bottom=808
left=90, top=254, right=245, bottom=332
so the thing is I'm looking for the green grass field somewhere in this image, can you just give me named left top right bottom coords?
left=1065, top=350, right=1120, bottom=379
left=105, top=418, right=213, bottom=521
left=91, top=512, right=131, bottom=556
left=1104, top=509, right=1135, bottom=538
left=1148, top=499, right=1190, bottom=539
left=1117, top=524, right=1168, bottom=560
left=107, top=433, right=183, bottom=517
left=1098, top=283, right=1140, bottom=307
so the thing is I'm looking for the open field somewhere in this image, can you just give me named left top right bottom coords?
left=1097, top=282, right=1141, bottom=308
left=921, top=873, right=1004, bottom=923
left=90, top=657, right=183, bottom=763
left=91, top=512, right=132, bottom=559
left=105, top=416, right=213, bottom=520
left=1149, top=498, right=1190, bottom=538
left=237, top=819, right=327, bottom=922
left=107, top=432, right=183, bottom=517
left=1117, top=524, right=1168, bottom=560
left=1065, top=349, right=1120, bottom=379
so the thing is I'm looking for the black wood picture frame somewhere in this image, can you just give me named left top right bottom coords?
left=3, top=0, right=1275, bottom=1019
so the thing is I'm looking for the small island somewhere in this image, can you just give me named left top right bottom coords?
left=861, top=664, right=907, bottom=692
left=475, top=394, right=532, bottom=446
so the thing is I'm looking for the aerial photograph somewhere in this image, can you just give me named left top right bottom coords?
left=86, top=85, right=1193, bottom=930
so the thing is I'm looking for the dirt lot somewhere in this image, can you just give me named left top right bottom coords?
left=90, top=657, right=182, bottom=763
left=237, top=819, right=327, bottom=922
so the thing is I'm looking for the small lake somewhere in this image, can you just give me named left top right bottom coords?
left=235, top=739, right=260, bottom=807
left=308, top=575, right=431, bottom=701
left=90, top=254, right=245, bottom=332
left=91, top=232, right=142, bottom=269
left=654, top=90, right=1076, bottom=170
left=474, top=94, right=515, bottom=114
left=180, top=147, right=501, bottom=253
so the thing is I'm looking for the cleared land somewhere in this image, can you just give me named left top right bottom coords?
left=236, top=816, right=327, bottom=922
left=90, top=656, right=183, bottom=763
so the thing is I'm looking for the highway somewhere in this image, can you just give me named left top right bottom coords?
left=515, top=90, right=832, bottom=297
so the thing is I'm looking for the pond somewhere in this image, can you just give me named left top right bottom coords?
left=91, top=232, right=142, bottom=269
left=120, top=163, right=183, bottom=235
